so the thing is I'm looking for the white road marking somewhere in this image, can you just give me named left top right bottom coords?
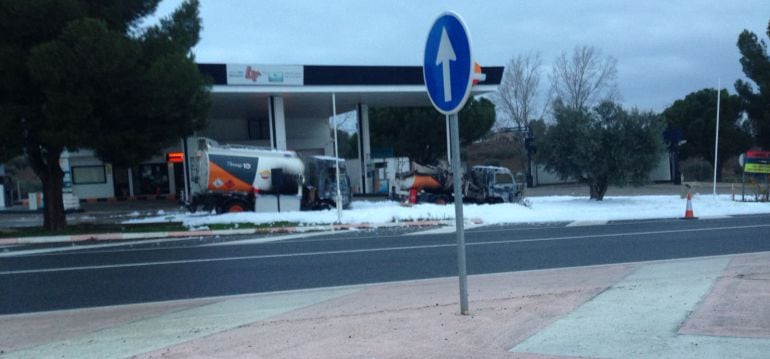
left=0, top=237, right=195, bottom=258
left=3, top=223, right=769, bottom=276
left=0, top=231, right=332, bottom=258
left=204, top=231, right=333, bottom=246
left=697, top=215, right=732, bottom=219
left=406, top=222, right=488, bottom=236
left=511, top=258, right=770, bottom=358
left=566, top=220, right=608, bottom=227
left=408, top=226, right=458, bottom=236
left=3, top=287, right=358, bottom=359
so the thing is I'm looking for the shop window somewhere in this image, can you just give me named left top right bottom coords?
left=72, top=166, right=106, bottom=185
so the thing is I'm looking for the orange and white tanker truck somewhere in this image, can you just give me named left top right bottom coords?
left=187, top=138, right=351, bottom=213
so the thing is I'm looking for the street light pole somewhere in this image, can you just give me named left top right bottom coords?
left=332, top=93, right=342, bottom=223
left=713, top=81, right=721, bottom=196
left=526, top=125, right=534, bottom=188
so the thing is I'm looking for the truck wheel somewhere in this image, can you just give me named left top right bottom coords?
left=203, top=203, right=216, bottom=213
left=186, top=200, right=198, bottom=213
left=434, top=195, right=449, bottom=205
left=316, top=200, right=334, bottom=211
left=222, top=200, right=249, bottom=213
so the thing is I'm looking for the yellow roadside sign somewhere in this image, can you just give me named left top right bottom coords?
left=745, top=163, right=770, bottom=174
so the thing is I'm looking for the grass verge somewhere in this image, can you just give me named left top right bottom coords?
left=0, top=222, right=187, bottom=238
left=0, top=221, right=300, bottom=238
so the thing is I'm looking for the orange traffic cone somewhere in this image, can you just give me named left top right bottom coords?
left=681, top=191, right=697, bottom=219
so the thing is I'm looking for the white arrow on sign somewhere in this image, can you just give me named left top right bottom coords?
left=436, top=27, right=456, bottom=102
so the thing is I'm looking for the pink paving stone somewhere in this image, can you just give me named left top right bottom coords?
left=679, top=252, right=770, bottom=338
left=0, top=298, right=218, bottom=353
left=136, top=264, right=634, bottom=359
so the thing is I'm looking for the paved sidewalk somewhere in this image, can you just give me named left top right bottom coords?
left=3, top=251, right=770, bottom=358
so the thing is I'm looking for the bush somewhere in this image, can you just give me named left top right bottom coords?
left=538, top=101, right=664, bottom=200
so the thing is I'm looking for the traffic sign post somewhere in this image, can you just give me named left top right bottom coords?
left=424, top=11, right=474, bottom=315
left=740, top=151, right=770, bottom=202
left=447, top=111, right=468, bottom=315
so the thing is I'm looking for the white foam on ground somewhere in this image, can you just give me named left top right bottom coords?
left=124, top=195, right=770, bottom=229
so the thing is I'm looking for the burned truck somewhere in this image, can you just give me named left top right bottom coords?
left=301, top=156, right=353, bottom=210
left=187, top=139, right=351, bottom=213
left=464, top=165, right=524, bottom=204
left=395, top=161, right=524, bottom=204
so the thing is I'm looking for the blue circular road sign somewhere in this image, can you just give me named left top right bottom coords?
left=423, top=12, right=473, bottom=115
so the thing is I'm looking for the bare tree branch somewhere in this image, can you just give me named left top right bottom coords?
left=494, top=51, right=544, bottom=131
left=550, top=45, right=618, bottom=110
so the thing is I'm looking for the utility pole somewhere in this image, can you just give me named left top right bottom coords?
left=713, top=81, right=721, bottom=196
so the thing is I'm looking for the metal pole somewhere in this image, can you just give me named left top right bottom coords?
left=742, top=168, right=746, bottom=202
left=356, top=104, right=367, bottom=194
left=445, top=115, right=451, bottom=164
left=332, top=93, right=343, bottom=223
left=449, top=113, right=469, bottom=315
left=181, top=137, right=190, bottom=203
left=713, top=81, right=721, bottom=196
left=673, top=146, right=680, bottom=185
left=127, top=168, right=134, bottom=197
left=526, top=126, right=533, bottom=188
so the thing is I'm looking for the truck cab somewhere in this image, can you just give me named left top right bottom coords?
left=301, top=156, right=352, bottom=210
left=466, top=165, right=523, bottom=204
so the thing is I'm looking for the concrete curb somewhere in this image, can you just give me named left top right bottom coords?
left=0, top=220, right=442, bottom=246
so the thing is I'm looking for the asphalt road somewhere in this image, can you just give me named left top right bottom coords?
left=2, top=214, right=770, bottom=315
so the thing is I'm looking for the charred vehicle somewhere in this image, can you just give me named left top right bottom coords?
left=301, top=156, right=352, bottom=210
left=395, top=161, right=525, bottom=205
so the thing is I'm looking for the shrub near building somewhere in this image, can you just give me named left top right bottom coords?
left=538, top=101, right=664, bottom=200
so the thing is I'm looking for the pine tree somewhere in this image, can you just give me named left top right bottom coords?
left=735, top=20, right=770, bottom=149
left=0, top=0, right=210, bottom=230
left=663, top=89, right=752, bottom=181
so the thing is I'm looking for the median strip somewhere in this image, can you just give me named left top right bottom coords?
left=0, top=221, right=441, bottom=247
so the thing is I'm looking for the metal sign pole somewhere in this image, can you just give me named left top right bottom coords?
left=446, top=115, right=451, bottom=164
left=449, top=113, right=469, bottom=315
left=332, top=93, right=343, bottom=223
left=181, top=137, right=190, bottom=203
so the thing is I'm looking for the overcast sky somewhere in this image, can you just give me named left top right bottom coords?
left=152, top=0, right=769, bottom=112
